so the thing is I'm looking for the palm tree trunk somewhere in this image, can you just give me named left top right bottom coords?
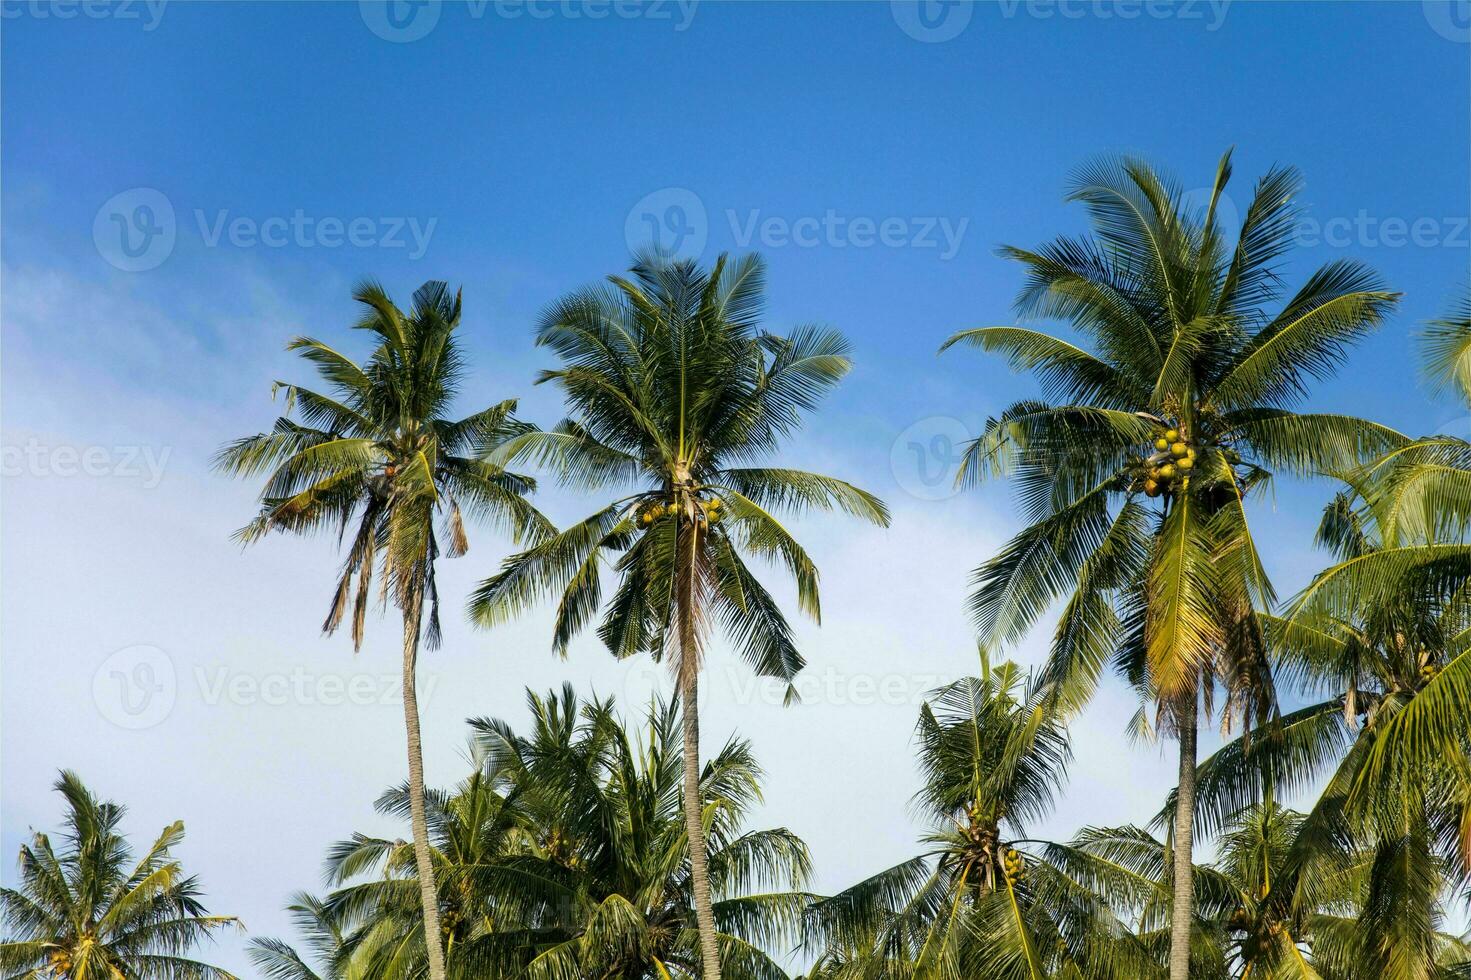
left=1168, top=692, right=1198, bottom=980
left=680, top=666, right=722, bottom=979
left=401, top=592, right=448, bottom=980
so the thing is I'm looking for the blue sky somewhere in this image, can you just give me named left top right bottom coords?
left=3, top=1, right=1469, bottom=973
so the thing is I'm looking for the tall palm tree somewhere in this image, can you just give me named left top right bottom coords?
left=942, top=149, right=1402, bottom=979
left=280, top=686, right=812, bottom=979
left=469, top=253, right=890, bottom=978
left=217, top=280, right=551, bottom=980
left=0, top=771, right=239, bottom=979
left=804, top=657, right=1160, bottom=979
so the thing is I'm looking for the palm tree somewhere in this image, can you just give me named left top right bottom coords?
left=469, top=253, right=890, bottom=978
left=0, top=771, right=239, bottom=979
left=804, top=656, right=1160, bottom=979
left=1179, top=495, right=1471, bottom=979
left=942, top=149, right=1401, bottom=979
left=217, top=280, right=551, bottom=980
left=1257, top=288, right=1471, bottom=859
left=288, top=686, right=813, bottom=979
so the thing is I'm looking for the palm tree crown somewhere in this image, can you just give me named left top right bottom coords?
left=217, top=279, right=550, bottom=648
left=0, top=772, right=239, bottom=980
left=470, top=252, right=888, bottom=680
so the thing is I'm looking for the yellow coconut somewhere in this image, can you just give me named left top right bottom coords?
left=1165, top=428, right=1179, bottom=442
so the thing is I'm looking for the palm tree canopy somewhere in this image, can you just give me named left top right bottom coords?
left=943, top=149, right=1403, bottom=716
left=1260, top=290, right=1471, bottom=841
left=217, top=279, right=552, bottom=649
left=0, top=771, right=239, bottom=980
left=804, top=659, right=1161, bottom=980
left=256, top=686, right=812, bottom=980
left=469, top=253, right=889, bottom=686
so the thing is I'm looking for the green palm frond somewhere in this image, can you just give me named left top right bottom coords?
left=1421, top=288, right=1471, bottom=407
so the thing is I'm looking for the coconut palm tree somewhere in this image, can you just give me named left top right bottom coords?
left=1178, top=495, right=1471, bottom=979
left=217, top=280, right=551, bottom=980
left=1285, top=289, right=1471, bottom=643
left=803, top=657, right=1161, bottom=979
left=942, top=149, right=1402, bottom=979
left=1256, top=288, right=1471, bottom=858
left=293, top=686, right=812, bottom=979
left=469, top=253, right=890, bottom=978
left=0, top=771, right=239, bottom=979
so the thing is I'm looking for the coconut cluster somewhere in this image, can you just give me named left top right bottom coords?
left=1141, top=426, right=1196, bottom=498
left=638, top=497, right=724, bottom=526
left=1419, top=661, right=1441, bottom=683
left=1002, top=847, right=1026, bottom=886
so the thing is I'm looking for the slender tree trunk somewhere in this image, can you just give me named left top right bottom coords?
left=402, top=593, right=448, bottom=980
left=1168, top=692, right=1199, bottom=980
left=680, top=667, right=722, bottom=979
left=672, top=498, right=720, bottom=978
